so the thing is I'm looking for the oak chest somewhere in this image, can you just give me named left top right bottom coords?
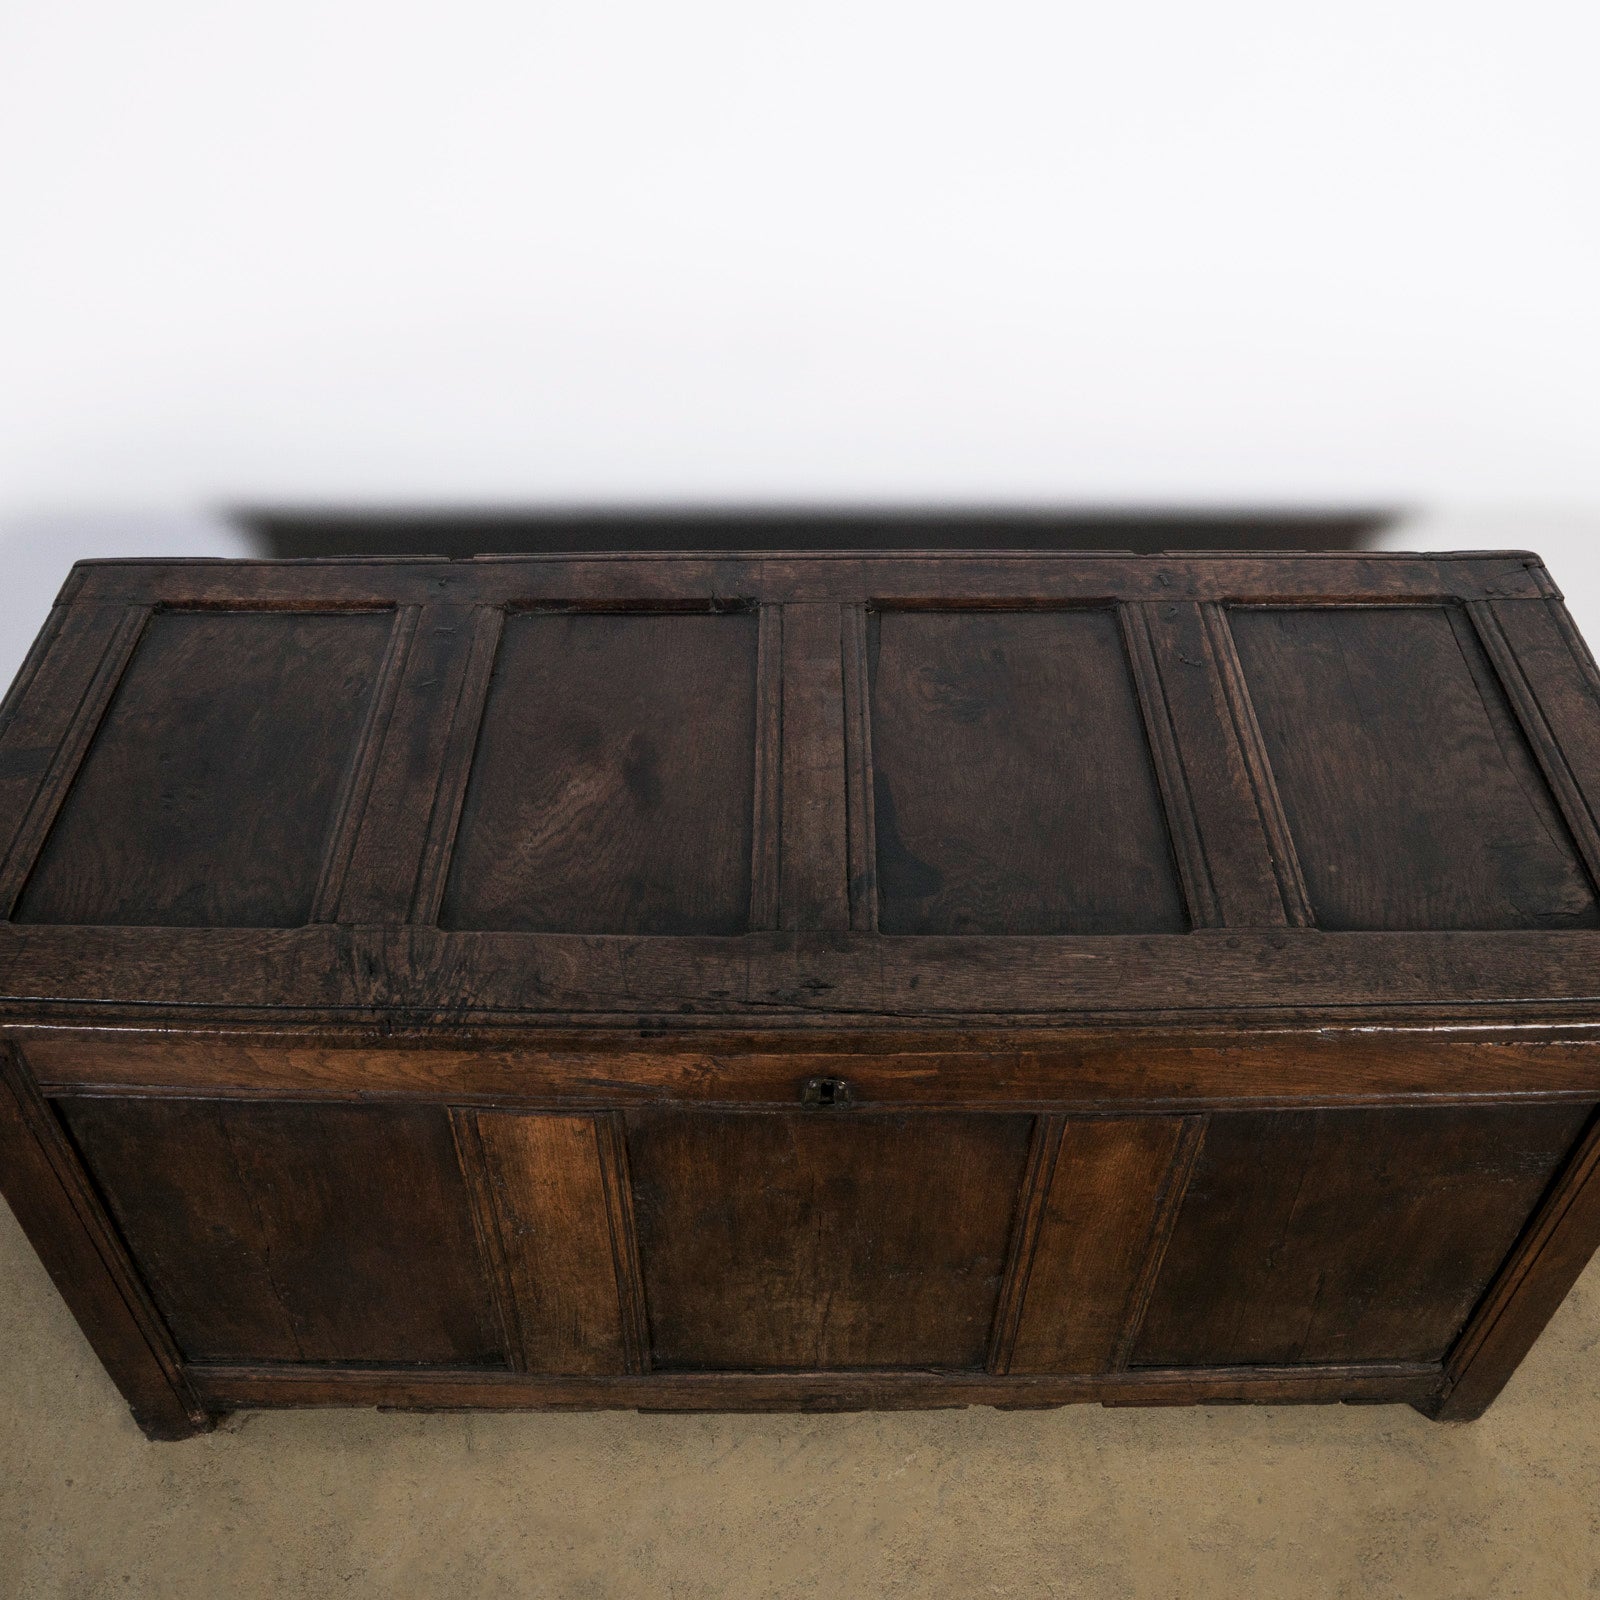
left=5, top=549, right=1600, bottom=1438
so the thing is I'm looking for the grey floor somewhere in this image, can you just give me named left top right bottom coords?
left=3, top=1193, right=1598, bottom=1599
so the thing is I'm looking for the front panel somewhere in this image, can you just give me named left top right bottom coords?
left=1132, top=1102, right=1590, bottom=1366
left=45, top=1082, right=1597, bottom=1403
left=60, top=1097, right=501, bottom=1365
left=626, top=1110, right=1032, bottom=1370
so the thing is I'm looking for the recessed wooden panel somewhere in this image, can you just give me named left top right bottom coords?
left=60, top=1098, right=502, bottom=1366
left=1230, top=605, right=1600, bottom=931
left=1133, top=1103, right=1592, bottom=1368
left=627, top=1111, right=1032, bottom=1370
left=14, top=609, right=392, bottom=928
left=869, top=609, right=1187, bottom=934
left=464, top=1112, right=631, bottom=1375
left=1009, top=1117, right=1192, bottom=1374
left=439, top=610, right=758, bottom=934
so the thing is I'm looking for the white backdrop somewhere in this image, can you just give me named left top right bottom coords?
left=1, top=0, right=1597, bottom=676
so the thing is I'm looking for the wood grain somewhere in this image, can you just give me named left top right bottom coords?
left=185, top=1360, right=1443, bottom=1414
left=59, top=550, right=1554, bottom=610
left=626, top=1110, right=1033, bottom=1370
left=439, top=610, right=758, bottom=934
left=0, top=1050, right=207, bottom=1439
left=1120, top=605, right=1221, bottom=927
left=1133, top=1102, right=1592, bottom=1367
left=748, top=605, right=783, bottom=930
left=778, top=604, right=848, bottom=931
left=1007, top=1116, right=1197, bottom=1374
left=30, top=1029, right=1600, bottom=1108
left=842, top=603, right=878, bottom=931
left=0, top=605, right=151, bottom=919
left=869, top=608, right=1188, bottom=934
left=333, top=604, right=488, bottom=923
left=1229, top=604, right=1600, bottom=931
left=457, top=1111, right=633, bottom=1375
left=307, top=606, right=419, bottom=920
left=60, top=1097, right=503, bottom=1365
left=1431, top=1109, right=1600, bottom=1419
left=985, top=1114, right=1066, bottom=1374
left=14, top=609, right=393, bottom=928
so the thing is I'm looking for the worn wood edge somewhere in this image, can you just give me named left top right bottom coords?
left=986, top=1114, right=1067, bottom=1375
left=26, top=1017, right=1600, bottom=1052
left=0, top=605, right=152, bottom=919
left=42, top=1085, right=1600, bottom=1120
left=310, top=604, right=420, bottom=921
left=1121, top=604, right=1219, bottom=928
left=24, top=1016, right=1600, bottom=1081
left=64, top=549, right=1549, bottom=569
left=16, top=926, right=1600, bottom=1024
left=0, top=1044, right=210, bottom=1438
left=408, top=605, right=505, bottom=925
left=447, top=1108, right=526, bottom=1371
left=596, top=1113, right=651, bottom=1374
left=1466, top=599, right=1600, bottom=891
left=15, top=997, right=1600, bottom=1038
left=749, top=605, right=783, bottom=931
left=1109, top=1114, right=1208, bottom=1370
left=183, top=1359, right=1442, bottom=1415
left=1198, top=602, right=1315, bottom=926
left=31, top=1027, right=1600, bottom=1107
left=0, top=602, right=68, bottom=743
left=64, top=551, right=1554, bottom=610
left=1428, top=1110, right=1600, bottom=1420
left=1546, top=594, right=1600, bottom=699
left=842, top=603, right=878, bottom=932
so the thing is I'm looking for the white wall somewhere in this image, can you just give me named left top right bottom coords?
left=2, top=0, right=1598, bottom=676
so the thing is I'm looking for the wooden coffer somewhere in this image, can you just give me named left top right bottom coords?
left=5, top=550, right=1600, bottom=1438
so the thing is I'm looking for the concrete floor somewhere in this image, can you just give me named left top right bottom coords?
left=3, top=1196, right=1598, bottom=1600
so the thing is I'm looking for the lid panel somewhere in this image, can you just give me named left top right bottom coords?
left=14, top=608, right=392, bottom=929
left=439, top=609, right=758, bottom=935
left=869, top=608, right=1188, bottom=935
left=1231, top=604, right=1600, bottom=931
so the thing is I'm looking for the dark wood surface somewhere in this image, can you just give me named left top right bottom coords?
left=627, top=1111, right=1032, bottom=1370
left=1230, top=605, right=1599, bottom=931
left=439, top=610, right=758, bottom=935
left=0, top=1049, right=205, bottom=1439
left=13, top=609, right=392, bottom=928
left=869, top=609, right=1187, bottom=934
left=455, top=1110, right=640, bottom=1374
left=5, top=549, right=1600, bottom=1436
left=1132, top=1104, right=1590, bottom=1366
left=61, top=1097, right=502, bottom=1365
left=1004, top=1116, right=1199, bottom=1375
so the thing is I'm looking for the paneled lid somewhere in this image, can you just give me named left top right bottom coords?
left=2, top=549, right=1598, bottom=1033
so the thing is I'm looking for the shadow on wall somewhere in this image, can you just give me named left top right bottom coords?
left=233, top=508, right=1399, bottom=560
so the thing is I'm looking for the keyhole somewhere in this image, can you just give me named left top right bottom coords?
left=801, top=1075, right=851, bottom=1108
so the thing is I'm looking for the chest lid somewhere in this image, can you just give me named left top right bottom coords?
left=2, top=549, right=1597, bottom=1029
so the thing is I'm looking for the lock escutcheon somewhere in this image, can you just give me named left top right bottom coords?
left=801, top=1075, right=852, bottom=1108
